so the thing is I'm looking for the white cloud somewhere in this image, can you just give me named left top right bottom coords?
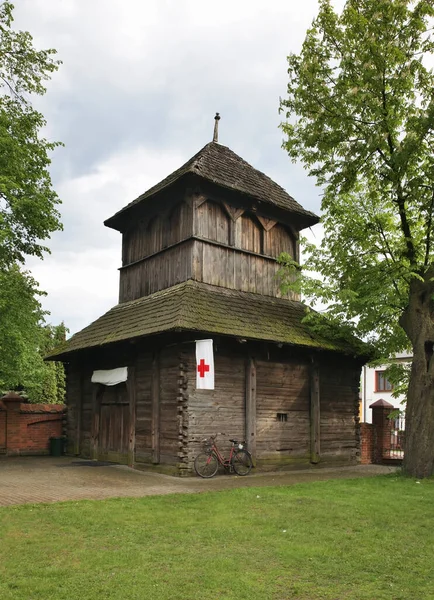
left=27, top=145, right=186, bottom=333
left=14, top=0, right=345, bottom=335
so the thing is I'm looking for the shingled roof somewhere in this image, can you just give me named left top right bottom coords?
left=104, top=142, right=319, bottom=230
left=47, top=280, right=362, bottom=360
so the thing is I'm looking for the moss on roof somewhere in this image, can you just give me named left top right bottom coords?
left=104, top=142, right=319, bottom=231
left=47, top=281, right=365, bottom=361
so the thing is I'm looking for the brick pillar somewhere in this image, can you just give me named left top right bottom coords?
left=2, top=392, right=25, bottom=456
left=360, top=422, right=374, bottom=464
left=370, top=399, right=394, bottom=463
left=0, top=401, right=6, bottom=452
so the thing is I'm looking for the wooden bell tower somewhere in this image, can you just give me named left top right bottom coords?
left=105, top=114, right=318, bottom=304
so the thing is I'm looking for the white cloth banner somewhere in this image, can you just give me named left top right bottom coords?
left=91, top=367, right=128, bottom=386
left=196, top=339, right=214, bottom=390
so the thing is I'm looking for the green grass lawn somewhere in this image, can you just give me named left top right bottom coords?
left=1, top=475, right=433, bottom=600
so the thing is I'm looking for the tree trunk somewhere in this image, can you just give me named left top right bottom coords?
left=401, top=278, right=434, bottom=478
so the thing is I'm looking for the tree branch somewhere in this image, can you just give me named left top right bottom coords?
left=424, top=189, right=434, bottom=267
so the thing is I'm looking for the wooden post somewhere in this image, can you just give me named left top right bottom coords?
left=91, top=384, right=100, bottom=460
left=151, top=352, right=161, bottom=464
left=245, top=356, right=257, bottom=465
left=310, top=360, right=320, bottom=464
left=75, top=371, right=83, bottom=456
left=126, top=364, right=136, bottom=467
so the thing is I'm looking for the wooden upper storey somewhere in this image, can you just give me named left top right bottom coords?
left=121, top=189, right=298, bottom=266
left=104, top=142, right=319, bottom=304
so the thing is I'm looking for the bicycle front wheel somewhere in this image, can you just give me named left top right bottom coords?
left=194, top=452, right=219, bottom=478
left=232, top=450, right=253, bottom=476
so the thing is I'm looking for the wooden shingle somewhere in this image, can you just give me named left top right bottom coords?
left=48, top=280, right=363, bottom=360
left=105, top=142, right=319, bottom=231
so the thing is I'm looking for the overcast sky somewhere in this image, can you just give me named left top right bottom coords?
left=16, top=0, right=343, bottom=335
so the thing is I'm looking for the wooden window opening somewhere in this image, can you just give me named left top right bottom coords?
left=375, top=371, right=393, bottom=392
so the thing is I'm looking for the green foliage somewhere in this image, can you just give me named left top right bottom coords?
left=0, top=266, right=66, bottom=403
left=0, top=265, right=44, bottom=390
left=279, top=0, right=434, bottom=361
left=0, top=1, right=62, bottom=267
left=0, top=3, right=65, bottom=403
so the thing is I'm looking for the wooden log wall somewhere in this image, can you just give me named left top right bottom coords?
left=134, top=346, right=181, bottom=467
left=65, top=362, right=80, bottom=455
left=159, top=347, right=182, bottom=465
left=319, top=360, right=360, bottom=463
left=133, top=351, right=153, bottom=464
left=186, top=346, right=246, bottom=470
left=177, top=352, right=189, bottom=474
left=255, top=359, right=311, bottom=462
left=79, top=367, right=94, bottom=458
left=185, top=348, right=360, bottom=472
left=64, top=343, right=361, bottom=472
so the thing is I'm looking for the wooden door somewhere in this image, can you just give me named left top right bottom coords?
left=98, top=383, right=129, bottom=463
left=256, top=360, right=310, bottom=462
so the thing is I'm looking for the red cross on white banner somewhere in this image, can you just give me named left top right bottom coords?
left=196, top=339, right=214, bottom=389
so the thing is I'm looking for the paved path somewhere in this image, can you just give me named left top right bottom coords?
left=0, top=456, right=397, bottom=507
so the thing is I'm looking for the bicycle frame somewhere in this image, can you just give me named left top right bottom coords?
left=195, top=434, right=253, bottom=478
left=205, top=436, right=245, bottom=471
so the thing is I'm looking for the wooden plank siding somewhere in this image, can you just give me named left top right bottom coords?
left=119, top=241, right=194, bottom=303
left=263, top=223, right=296, bottom=258
left=195, top=200, right=230, bottom=244
left=119, top=197, right=299, bottom=303
left=255, top=360, right=311, bottom=464
left=319, top=361, right=360, bottom=463
left=194, top=240, right=292, bottom=298
left=122, top=201, right=193, bottom=266
left=245, top=356, right=257, bottom=464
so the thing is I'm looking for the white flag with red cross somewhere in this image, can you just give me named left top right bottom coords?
left=196, top=339, right=214, bottom=390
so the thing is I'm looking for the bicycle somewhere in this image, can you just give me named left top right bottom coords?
left=194, top=434, right=253, bottom=478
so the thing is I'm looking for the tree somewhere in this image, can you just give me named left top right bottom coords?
left=0, top=1, right=62, bottom=267
left=279, top=0, right=434, bottom=477
left=0, top=3, right=65, bottom=402
left=0, top=266, right=66, bottom=403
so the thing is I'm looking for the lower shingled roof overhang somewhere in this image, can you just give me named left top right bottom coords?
left=46, top=280, right=366, bottom=361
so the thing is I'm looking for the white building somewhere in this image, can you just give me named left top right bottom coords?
left=360, top=352, right=411, bottom=423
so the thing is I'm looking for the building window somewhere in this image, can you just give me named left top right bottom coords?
left=375, top=371, right=393, bottom=392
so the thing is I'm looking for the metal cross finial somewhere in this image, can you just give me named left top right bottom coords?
left=213, top=112, right=220, bottom=143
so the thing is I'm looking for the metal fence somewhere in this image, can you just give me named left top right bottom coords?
left=385, top=413, right=405, bottom=460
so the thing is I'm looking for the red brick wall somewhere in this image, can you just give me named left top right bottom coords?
left=360, top=422, right=374, bottom=464
left=0, top=402, right=66, bottom=456
left=0, top=409, right=6, bottom=451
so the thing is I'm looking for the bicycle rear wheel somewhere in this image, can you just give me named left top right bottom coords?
left=194, top=452, right=219, bottom=478
left=232, top=450, right=253, bottom=476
